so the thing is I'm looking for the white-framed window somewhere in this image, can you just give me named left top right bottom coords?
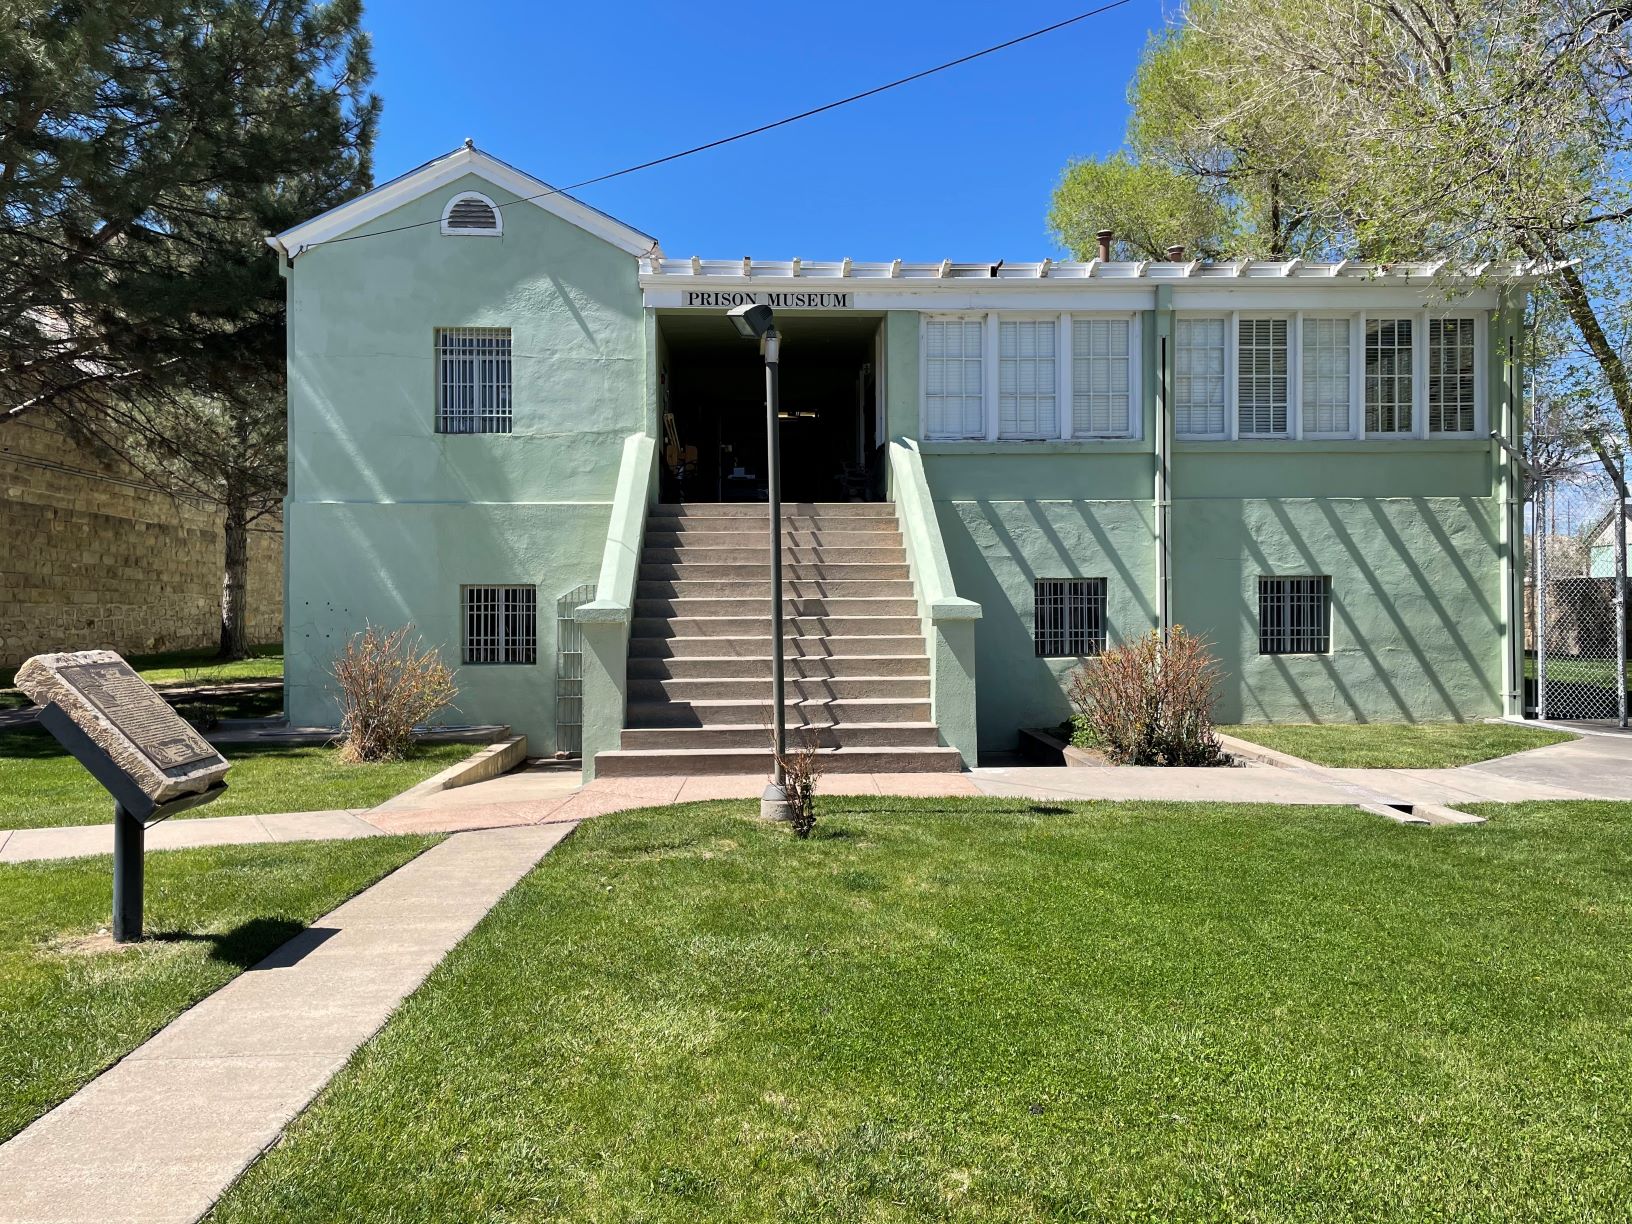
left=1301, top=317, right=1354, bottom=435
left=1034, top=578, right=1107, bottom=657
left=1071, top=317, right=1134, bottom=437
left=1258, top=576, right=1331, bottom=655
left=436, top=327, right=512, bottom=434
left=998, top=318, right=1057, bottom=439
left=462, top=585, right=537, bottom=664
left=441, top=192, right=502, bottom=236
left=924, top=316, right=986, bottom=440
left=1237, top=317, right=1290, bottom=437
left=1365, top=317, right=1415, bottom=435
left=1174, top=316, right=1228, bottom=437
left=1428, top=316, right=1478, bottom=434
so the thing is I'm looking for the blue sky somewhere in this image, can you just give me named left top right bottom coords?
left=363, top=1, right=1160, bottom=260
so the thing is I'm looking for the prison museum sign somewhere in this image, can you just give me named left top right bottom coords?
left=684, top=290, right=852, bottom=309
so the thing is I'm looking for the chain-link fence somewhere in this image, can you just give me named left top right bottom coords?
left=1527, top=469, right=1629, bottom=724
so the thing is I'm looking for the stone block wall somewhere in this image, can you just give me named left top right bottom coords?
left=1, top=413, right=282, bottom=671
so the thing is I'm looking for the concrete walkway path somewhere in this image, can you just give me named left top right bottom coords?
left=0, top=822, right=576, bottom=1224
left=0, top=809, right=381, bottom=864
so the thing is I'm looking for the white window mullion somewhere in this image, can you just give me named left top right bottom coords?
left=984, top=312, right=1000, bottom=442
left=1056, top=313, right=1072, bottom=440
left=1354, top=313, right=1367, bottom=441
left=1227, top=312, right=1240, bottom=441
left=1291, top=311, right=1304, bottom=440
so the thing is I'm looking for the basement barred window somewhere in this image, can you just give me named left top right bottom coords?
left=1258, top=576, right=1331, bottom=655
left=462, top=585, right=537, bottom=664
left=1034, top=578, right=1107, bottom=657
left=436, top=328, right=512, bottom=434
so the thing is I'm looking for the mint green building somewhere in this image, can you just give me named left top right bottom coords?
left=271, top=144, right=1538, bottom=777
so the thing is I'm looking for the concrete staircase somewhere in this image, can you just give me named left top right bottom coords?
left=591, top=502, right=964, bottom=776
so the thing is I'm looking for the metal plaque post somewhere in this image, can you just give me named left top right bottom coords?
left=762, top=326, right=790, bottom=818
left=112, top=803, right=144, bottom=942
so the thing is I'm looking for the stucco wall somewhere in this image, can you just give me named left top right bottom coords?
left=283, top=171, right=646, bottom=746
left=888, top=307, right=1507, bottom=750
left=1, top=413, right=282, bottom=669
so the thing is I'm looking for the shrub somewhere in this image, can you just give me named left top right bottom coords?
left=330, top=624, right=458, bottom=763
left=1065, top=627, right=1226, bottom=766
left=771, top=727, right=824, bottom=839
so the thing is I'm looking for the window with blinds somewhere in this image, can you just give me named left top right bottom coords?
left=436, top=328, right=512, bottom=434
left=1258, top=576, right=1331, bottom=655
left=1237, top=318, right=1289, bottom=436
left=1174, top=317, right=1227, bottom=436
left=1365, top=318, right=1414, bottom=434
left=1034, top=578, right=1107, bottom=657
left=1071, top=318, right=1133, bottom=437
left=998, top=319, right=1057, bottom=439
left=924, top=318, right=985, bottom=439
left=1301, top=317, right=1353, bottom=435
left=462, top=585, right=537, bottom=664
left=1428, top=317, right=1476, bottom=433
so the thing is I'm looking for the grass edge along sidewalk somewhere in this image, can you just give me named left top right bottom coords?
left=1217, top=720, right=1575, bottom=768
left=212, top=796, right=1632, bottom=1223
left=0, top=834, right=439, bottom=1143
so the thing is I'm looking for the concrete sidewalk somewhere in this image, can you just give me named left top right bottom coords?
left=0, top=809, right=381, bottom=864
left=0, top=822, right=576, bottom=1224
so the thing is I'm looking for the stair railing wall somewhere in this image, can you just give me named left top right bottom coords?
left=888, top=437, right=982, bottom=767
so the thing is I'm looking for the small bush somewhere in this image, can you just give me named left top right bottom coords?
left=1065, top=627, right=1226, bottom=767
left=772, top=727, right=824, bottom=838
left=330, top=624, right=458, bottom=763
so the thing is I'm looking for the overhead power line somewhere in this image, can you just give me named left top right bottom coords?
left=299, top=0, right=1138, bottom=253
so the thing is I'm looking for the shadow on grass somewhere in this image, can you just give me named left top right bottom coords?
left=144, top=917, right=332, bottom=969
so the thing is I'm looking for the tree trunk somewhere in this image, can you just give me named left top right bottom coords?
left=218, top=484, right=250, bottom=660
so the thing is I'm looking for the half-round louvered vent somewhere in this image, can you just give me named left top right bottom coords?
left=443, top=193, right=500, bottom=234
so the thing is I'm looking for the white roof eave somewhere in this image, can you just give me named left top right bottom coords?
left=272, top=145, right=658, bottom=261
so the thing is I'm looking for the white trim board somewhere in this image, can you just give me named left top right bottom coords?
left=270, top=144, right=658, bottom=260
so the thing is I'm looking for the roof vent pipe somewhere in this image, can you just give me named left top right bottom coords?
left=1096, top=229, right=1114, bottom=262
left=1166, top=244, right=1186, bottom=261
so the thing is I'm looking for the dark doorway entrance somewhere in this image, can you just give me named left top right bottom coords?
left=658, top=312, right=883, bottom=503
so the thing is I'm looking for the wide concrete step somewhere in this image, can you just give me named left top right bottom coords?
left=647, top=515, right=899, bottom=534
left=631, top=675, right=930, bottom=702
left=618, top=722, right=944, bottom=750
left=645, top=530, right=902, bottom=550
left=630, top=634, right=926, bottom=659
left=634, top=597, right=919, bottom=618
left=632, top=615, right=922, bottom=639
left=640, top=562, right=911, bottom=581
left=594, top=745, right=964, bottom=777
left=627, top=697, right=930, bottom=727
left=637, top=579, right=916, bottom=599
left=628, top=654, right=930, bottom=680
left=642, top=546, right=906, bottom=565
left=654, top=502, right=894, bottom=519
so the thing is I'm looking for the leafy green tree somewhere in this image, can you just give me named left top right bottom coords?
left=1050, top=152, right=1236, bottom=261
left=0, top=1, right=379, bottom=656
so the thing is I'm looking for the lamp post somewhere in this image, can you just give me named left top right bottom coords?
left=728, top=302, right=791, bottom=820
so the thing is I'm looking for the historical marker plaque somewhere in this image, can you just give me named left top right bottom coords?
left=15, top=649, right=229, bottom=816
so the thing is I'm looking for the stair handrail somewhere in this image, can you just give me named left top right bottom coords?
left=888, top=437, right=980, bottom=768
left=577, top=432, right=659, bottom=779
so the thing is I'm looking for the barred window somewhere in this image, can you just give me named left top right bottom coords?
left=1034, top=578, right=1107, bottom=658
left=437, top=327, right=512, bottom=434
left=462, top=585, right=537, bottom=664
left=1365, top=318, right=1414, bottom=434
left=1237, top=317, right=1290, bottom=437
left=1175, top=316, right=1227, bottom=437
left=1428, top=317, right=1477, bottom=433
left=1258, top=576, right=1331, bottom=655
left=1071, top=317, right=1133, bottom=437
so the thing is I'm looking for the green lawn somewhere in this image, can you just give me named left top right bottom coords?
left=0, top=727, right=475, bottom=830
left=1, top=644, right=284, bottom=710
left=0, top=835, right=437, bottom=1142
left=213, top=797, right=1632, bottom=1223
left=1219, top=721, right=1575, bottom=767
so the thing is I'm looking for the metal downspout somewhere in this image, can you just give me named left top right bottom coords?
left=1154, top=288, right=1173, bottom=638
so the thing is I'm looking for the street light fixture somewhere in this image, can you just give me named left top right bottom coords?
left=727, top=301, right=791, bottom=820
